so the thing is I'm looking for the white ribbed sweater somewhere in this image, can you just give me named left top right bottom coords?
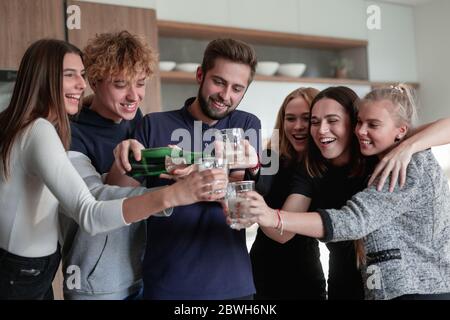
left=0, top=119, right=127, bottom=258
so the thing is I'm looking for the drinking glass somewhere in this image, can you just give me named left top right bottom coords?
left=226, top=180, right=255, bottom=230
left=214, top=128, right=245, bottom=169
left=198, top=157, right=229, bottom=196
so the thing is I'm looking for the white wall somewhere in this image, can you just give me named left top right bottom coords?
left=238, top=82, right=371, bottom=139
left=161, top=82, right=372, bottom=140
left=299, top=0, right=368, bottom=40
left=76, top=0, right=156, bottom=8
left=366, top=1, right=418, bottom=82
left=414, top=0, right=450, bottom=177
left=414, top=0, right=450, bottom=124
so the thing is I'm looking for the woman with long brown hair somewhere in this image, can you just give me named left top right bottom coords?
left=0, top=39, right=227, bottom=299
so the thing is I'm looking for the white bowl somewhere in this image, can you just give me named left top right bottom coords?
left=255, top=61, right=280, bottom=76
left=277, top=63, right=307, bottom=77
left=159, top=61, right=176, bottom=71
left=175, top=63, right=200, bottom=73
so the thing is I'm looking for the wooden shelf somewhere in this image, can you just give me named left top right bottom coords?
left=160, top=71, right=419, bottom=89
left=157, top=21, right=418, bottom=90
left=158, top=20, right=367, bottom=50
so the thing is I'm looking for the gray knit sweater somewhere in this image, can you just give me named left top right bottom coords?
left=318, top=150, right=450, bottom=300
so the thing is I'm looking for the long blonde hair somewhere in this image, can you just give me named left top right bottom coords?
left=267, top=87, right=319, bottom=163
left=0, top=39, right=82, bottom=178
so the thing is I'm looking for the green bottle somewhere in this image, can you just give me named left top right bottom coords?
left=127, top=147, right=206, bottom=178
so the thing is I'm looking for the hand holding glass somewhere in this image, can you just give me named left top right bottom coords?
left=226, top=180, right=255, bottom=230
left=198, top=157, right=229, bottom=196
left=214, top=129, right=246, bottom=169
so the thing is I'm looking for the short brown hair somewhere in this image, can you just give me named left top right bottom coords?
left=201, top=38, right=257, bottom=83
left=83, top=30, right=156, bottom=85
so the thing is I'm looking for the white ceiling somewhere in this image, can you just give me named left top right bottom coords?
left=380, top=0, right=436, bottom=6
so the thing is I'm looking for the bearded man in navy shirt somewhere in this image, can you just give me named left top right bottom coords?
left=113, top=38, right=262, bottom=299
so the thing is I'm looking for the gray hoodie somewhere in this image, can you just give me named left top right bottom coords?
left=318, top=150, right=450, bottom=300
left=59, top=151, right=172, bottom=300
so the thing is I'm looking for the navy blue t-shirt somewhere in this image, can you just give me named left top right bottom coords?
left=70, top=106, right=143, bottom=173
left=135, top=98, right=261, bottom=299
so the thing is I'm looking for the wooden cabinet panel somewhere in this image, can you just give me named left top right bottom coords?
left=0, top=0, right=65, bottom=69
left=67, top=0, right=161, bottom=114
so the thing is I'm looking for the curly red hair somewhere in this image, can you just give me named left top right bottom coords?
left=83, top=30, right=157, bottom=84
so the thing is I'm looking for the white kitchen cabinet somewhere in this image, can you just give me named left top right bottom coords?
left=76, top=0, right=155, bottom=8
left=298, top=0, right=367, bottom=40
left=229, top=0, right=299, bottom=33
left=155, top=0, right=228, bottom=26
left=366, top=1, right=418, bottom=82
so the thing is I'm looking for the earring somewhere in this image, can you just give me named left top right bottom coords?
left=394, top=136, right=401, bottom=142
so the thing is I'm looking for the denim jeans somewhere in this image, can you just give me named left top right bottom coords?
left=0, top=247, right=61, bottom=300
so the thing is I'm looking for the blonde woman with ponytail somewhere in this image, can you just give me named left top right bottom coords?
left=236, top=84, right=450, bottom=300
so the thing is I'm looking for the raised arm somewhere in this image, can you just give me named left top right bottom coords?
left=25, top=120, right=227, bottom=235
left=369, top=117, right=450, bottom=191
left=261, top=193, right=314, bottom=243
left=239, top=152, right=425, bottom=242
left=68, top=150, right=172, bottom=216
left=235, top=191, right=324, bottom=239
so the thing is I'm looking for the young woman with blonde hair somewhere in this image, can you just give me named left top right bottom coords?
left=248, top=87, right=327, bottom=300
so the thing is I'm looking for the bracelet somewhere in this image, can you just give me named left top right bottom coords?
left=275, top=209, right=281, bottom=229
left=248, top=154, right=261, bottom=176
left=274, top=209, right=284, bottom=235
left=279, top=211, right=284, bottom=236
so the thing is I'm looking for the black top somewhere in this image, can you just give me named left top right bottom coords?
left=70, top=106, right=143, bottom=173
left=291, top=164, right=369, bottom=300
left=248, top=153, right=326, bottom=300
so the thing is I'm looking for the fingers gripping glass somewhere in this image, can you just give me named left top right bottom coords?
left=226, top=180, right=255, bottom=230
left=214, top=128, right=246, bottom=169
left=197, top=157, right=229, bottom=196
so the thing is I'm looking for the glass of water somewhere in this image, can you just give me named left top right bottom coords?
left=197, top=157, right=229, bottom=196
left=226, top=180, right=255, bottom=230
left=214, top=128, right=245, bottom=169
